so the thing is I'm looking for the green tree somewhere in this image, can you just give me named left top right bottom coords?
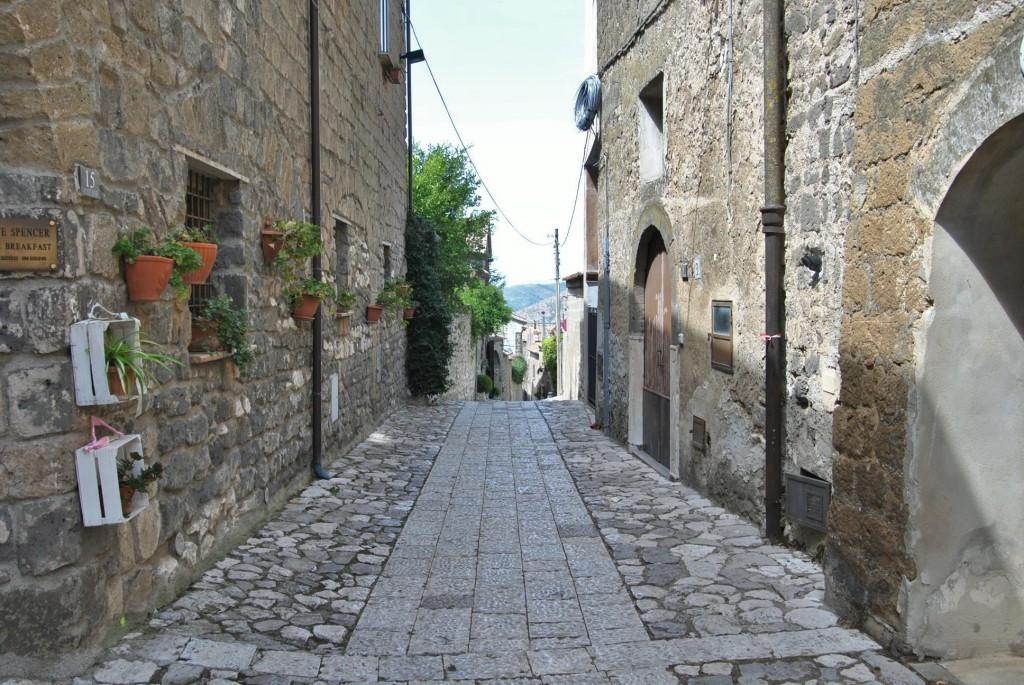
left=458, top=280, right=513, bottom=340
left=510, top=355, right=527, bottom=385
left=412, top=143, right=494, bottom=301
left=405, top=215, right=454, bottom=396
left=542, top=335, right=557, bottom=394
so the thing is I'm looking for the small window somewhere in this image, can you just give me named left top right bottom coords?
left=334, top=219, right=350, bottom=294
left=711, top=300, right=733, bottom=373
left=639, top=73, right=665, bottom=182
left=186, top=170, right=218, bottom=315
left=379, top=0, right=390, bottom=54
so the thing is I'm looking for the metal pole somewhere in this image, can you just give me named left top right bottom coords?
left=762, top=0, right=786, bottom=540
left=554, top=228, right=562, bottom=397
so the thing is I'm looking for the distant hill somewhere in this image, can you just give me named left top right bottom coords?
left=503, top=283, right=556, bottom=312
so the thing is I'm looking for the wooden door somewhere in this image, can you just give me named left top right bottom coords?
left=642, top=242, right=671, bottom=467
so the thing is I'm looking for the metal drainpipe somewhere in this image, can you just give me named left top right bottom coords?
left=602, top=152, right=611, bottom=436
left=310, top=0, right=331, bottom=480
left=405, top=0, right=413, bottom=216
left=761, top=0, right=786, bottom=540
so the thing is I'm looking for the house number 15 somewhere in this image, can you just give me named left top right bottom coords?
left=75, top=164, right=101, bottom=199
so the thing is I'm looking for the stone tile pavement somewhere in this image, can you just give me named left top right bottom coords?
left=6, top=401, right=934, bottom=684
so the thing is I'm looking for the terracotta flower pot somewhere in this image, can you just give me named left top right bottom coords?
left=123, top=255, right=173, bottom=301
left=179, top=241, right=218, bottom=285
left=292, top=293, right=321, bottom=322
left=403, top=307, right=415, bottom=320
left=366, top=304, right=384, bottom=323
left=261, top=230, right=284, bottom=264
left=119, top=484, right=134, bottom=517
left=189, top=321, right=223, bottom=353
left=107, top=367, right=135, bottom=399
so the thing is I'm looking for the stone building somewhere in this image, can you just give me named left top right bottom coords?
left=0, top=0, right=409, bottom=676
left=590, top=0, right=1023, bottom=659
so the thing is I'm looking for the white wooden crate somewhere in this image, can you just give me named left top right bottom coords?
left=69, top=315, right=140, bottom=406
left=74, top=433, right=148, bottom=526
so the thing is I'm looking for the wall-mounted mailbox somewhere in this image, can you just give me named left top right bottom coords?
left=786, top=473, right=831, bottom=532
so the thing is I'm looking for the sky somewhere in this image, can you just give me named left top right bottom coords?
left=409, top=1, right=589, bottom=287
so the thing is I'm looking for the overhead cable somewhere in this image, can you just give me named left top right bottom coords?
left=410, top=21, right=550, bottom=248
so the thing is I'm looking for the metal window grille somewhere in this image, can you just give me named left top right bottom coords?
left=186, top=170, right=216, bottom=315
left=186, top=170, right=214, bottom=229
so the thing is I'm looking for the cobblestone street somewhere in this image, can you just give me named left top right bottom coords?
left=20, top=401, right=928, bottom=684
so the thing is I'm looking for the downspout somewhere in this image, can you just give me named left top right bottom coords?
left=405, top=0, right=413, bottom=216
left=602, top=152, right=611, bottom=436
left=761, top=0, right=786, bottom=539
left=310, top=0, right=331, bottom=480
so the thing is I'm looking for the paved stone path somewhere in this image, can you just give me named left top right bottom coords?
left=14, top=401, right=931, bottom=684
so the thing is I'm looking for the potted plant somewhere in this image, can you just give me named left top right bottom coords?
left=190, top=294, right=256, bottom=374
left=336, top=288, right=356, bottom=314
left=112, top=227, right=203, bottom=301
left=111, top=227, right=173, bottom=301
left=377, top=278, right=413, bottom=311
left=105, top=334, right=184, bottom=401
left=403, top=299, right=418, bottom=320
left=289, top=278, right=336, bottom=322
left=116, top=453, right=162, bottom=517
left=170, top=224, right=219, bottom=285
left=376, top=278, right=414, bottom=324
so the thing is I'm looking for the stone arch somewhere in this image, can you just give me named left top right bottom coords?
left=903, top=34, right=1024, bottom=657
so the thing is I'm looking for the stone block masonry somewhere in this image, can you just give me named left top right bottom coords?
left=0, top=0, right=408, bottom=676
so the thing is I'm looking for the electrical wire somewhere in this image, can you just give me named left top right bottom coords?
left=410, top=21, right=550, bottom=248
left=560, top=129, right=591, bottom=248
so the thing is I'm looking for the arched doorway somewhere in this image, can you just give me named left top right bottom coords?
left=906, top=113, right=1024, bottom=656
left=631, top=226, right=673, bottom=470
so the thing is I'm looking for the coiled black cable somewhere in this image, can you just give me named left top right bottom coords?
left=574, top=75, right=601, bottom=132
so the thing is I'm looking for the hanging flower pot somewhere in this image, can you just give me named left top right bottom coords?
left=261, top=230, right=285, bottom=264
left=292, top=293, right=320, bottom=322
left=123, top=255, right=174, bottom=301
left=188, top=321, right=223, bottom=353
left=366, top=304, right=384, bottom=323
left=386, top=67, right=403, bottom=84
left=403, top=307, right=415, bottom=320
left=179, top=241, right=218, bottom=285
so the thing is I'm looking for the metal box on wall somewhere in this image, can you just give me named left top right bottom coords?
left=786, top=473, right=831, bottom=532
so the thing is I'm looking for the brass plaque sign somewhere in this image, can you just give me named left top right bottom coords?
left=0, top=218, right=58, bottom=271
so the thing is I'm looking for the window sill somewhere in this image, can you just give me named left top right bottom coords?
left=189, top=351, right=231, bottom=364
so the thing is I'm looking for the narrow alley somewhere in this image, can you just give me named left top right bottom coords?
left=47, top=401, right=925, bottom=685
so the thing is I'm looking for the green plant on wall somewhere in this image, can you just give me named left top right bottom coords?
left=104, top=335, right=183, bottom=400
left=272, top=220, right=324, bottom=302
left=376, top=278, right=413, bottom=310
left=405, top=215, right=454, bottom=396
left=192, top=294, right=256, bottom=374
left=510, top=355, right=527, bottom=385
left=542, top=335, right=557, bottom=394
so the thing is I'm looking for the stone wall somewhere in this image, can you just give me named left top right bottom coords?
left=0, top=0, right=408, bottom=675
left=441, top=312, right=475, bottom=401
left=828, top=1, right=1024, bottom=655
left=781, top=0, right=857, bottom=550
left=596, top=0, right=769, bottom=520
